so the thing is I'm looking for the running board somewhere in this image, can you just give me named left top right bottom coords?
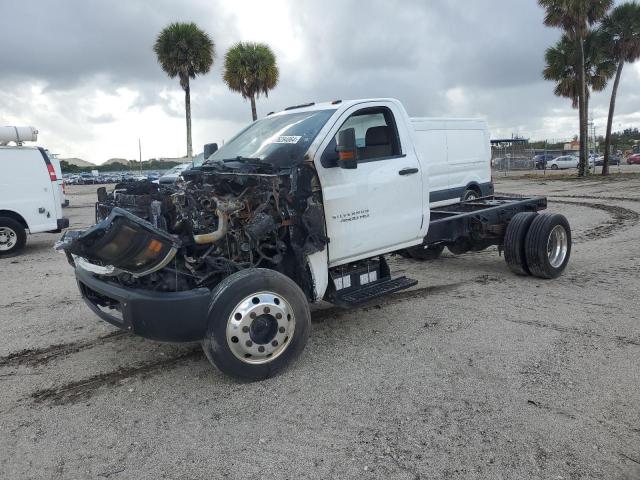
left=334, top=276, right=418, bottom=306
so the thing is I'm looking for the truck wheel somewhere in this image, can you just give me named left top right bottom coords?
left=503, top=212, right=537, bottom=275
left=202, top=268, right=311, bottom=381
left=524, top=214, right=571, bottom=279
left=462, top=188, right=479, bottom=201
left=0, top=217, right=26, bottom=258
left=406, top=243, right=444, bottom=261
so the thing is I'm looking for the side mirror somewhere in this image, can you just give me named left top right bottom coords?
left=337, top=128, right=357, bottom=169
left=204, top=143, right=218, bottom=159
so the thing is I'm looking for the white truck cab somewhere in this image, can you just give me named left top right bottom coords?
left=0, top=128, right=69, bottom=256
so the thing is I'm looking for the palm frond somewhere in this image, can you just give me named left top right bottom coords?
left=542, top=29, right=615, bottom=106
left=223, top=42, right=279, bottom=99
left=601, top=2, right=640, bottom=63
left=153, top=22, right=215, bottom=90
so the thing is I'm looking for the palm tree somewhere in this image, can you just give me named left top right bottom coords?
left=599, top=2, right=640, bottom=175
left=539, top=0, right=613, bottom=176
left=154, top=22, right=214, bottom=160
left=544, top=30, right=615, bottom=125
left=223, top=42, right=279, bottom=121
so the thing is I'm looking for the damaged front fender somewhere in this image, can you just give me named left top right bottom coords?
left=56, top=207, right=181, bottom=277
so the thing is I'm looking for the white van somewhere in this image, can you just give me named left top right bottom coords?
left=411, top=118, right=493, bottom=207
left=0, top=145, right=69, bottom=256
left=49, top=155, right=69, bottom=207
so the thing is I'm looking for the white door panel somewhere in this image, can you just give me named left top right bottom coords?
left=314, top=101, right=424, bottom=266
left=322, top=160, right=422, bottom=264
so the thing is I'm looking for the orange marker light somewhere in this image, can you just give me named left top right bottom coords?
left=147, top=239, right=163, bottom=254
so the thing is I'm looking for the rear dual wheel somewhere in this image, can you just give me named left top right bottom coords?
left=504, top=212, right=537, bottom=275
left=504, top=213, right=571, bottom=279
left=525, top=214, right=571, bottom=279
left=202, top=268, right=310, bottom=381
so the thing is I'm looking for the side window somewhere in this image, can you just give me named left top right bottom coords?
left=321, top=107, right=402, bottom=166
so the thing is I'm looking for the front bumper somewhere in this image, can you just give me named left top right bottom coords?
left=75, top=267, right=210, bottom=342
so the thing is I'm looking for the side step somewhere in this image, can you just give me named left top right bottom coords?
left=335, top=276, right=418, bottom=306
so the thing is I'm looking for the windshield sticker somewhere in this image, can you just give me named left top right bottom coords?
left=272, top=135, right=302, bottom=144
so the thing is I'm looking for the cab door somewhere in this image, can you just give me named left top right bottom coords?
left=314, top=102, right=424, bottom=266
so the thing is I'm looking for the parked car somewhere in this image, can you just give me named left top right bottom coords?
left=594, top=155, right=621, bottom=166
left=532, top=154, right=555, bottom=169
left=78, top=172, right=96, bottom=184
left=0, top=144, right=69, bottom=256
left=627, top=154, right=640, bottom=165
left=157, top=163, right=192, bottom=185
left=547, top=155, right=578, bottom=170
left=49, top=156, right=69, bottom=207
left=146, top=171, right=161, bottom=182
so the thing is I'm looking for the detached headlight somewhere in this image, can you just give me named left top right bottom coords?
left=58, top=207, right=180, bottom=277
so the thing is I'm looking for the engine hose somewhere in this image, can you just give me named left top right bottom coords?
left=193, top=210, right=228, bottom=244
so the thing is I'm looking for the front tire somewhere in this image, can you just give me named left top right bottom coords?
left=524, top=214, right=571, bottom=279
left=550, top=164, right=559, bottom=170
left=0, top=217, right=26, bottom=258
left=202, top=268, right=311, bottom=381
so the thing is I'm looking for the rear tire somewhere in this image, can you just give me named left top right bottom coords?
left=503, top=212, right=537, bottom=275
left=0, top=217, right=27, bottom=258
left=202, top=268, right=310, bottom=381
left=406, top=243, right=444, bottom=261
left=524, top=214, right=571, bottom=279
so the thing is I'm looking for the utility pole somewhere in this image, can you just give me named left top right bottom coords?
left=138, top=138, right=142, bottom=174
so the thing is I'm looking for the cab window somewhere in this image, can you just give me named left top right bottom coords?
left=321, top=106, right=402, bottom=166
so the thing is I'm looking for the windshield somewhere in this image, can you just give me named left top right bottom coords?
left=206, top=109, right=336, bottom=168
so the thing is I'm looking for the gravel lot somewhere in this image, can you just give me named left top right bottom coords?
left=1, top=176, right=639, bottom=479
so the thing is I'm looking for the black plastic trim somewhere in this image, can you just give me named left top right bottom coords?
left=75, top=268, right=211, bottom=342
left=429, top=182, right=494, bottom=203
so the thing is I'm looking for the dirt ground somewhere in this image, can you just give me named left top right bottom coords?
left=1, top=177, right=639, bottom=479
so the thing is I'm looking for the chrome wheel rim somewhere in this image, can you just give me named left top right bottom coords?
left=0, top=227, right=17, bottom=251
left=226, top=291, right=295, bottom=365
left=547, top=225, right=568, bottom=268
left=465, top=191, right=478, bottom=201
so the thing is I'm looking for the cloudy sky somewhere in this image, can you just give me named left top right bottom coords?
left=1, top=0, right=639, bottom=164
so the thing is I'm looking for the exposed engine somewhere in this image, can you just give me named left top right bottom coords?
left=63, top=162, right=327, bottom=297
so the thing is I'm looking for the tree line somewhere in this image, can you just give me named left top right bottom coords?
left=153, top=22, right=279, bottom=161
left=540, top=0, right=640, bottom=176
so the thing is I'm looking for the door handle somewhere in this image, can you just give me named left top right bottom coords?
left=398, top=168, right=419, bottom=176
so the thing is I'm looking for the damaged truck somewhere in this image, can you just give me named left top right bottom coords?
left=57, top=98, right=571, bottom=380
